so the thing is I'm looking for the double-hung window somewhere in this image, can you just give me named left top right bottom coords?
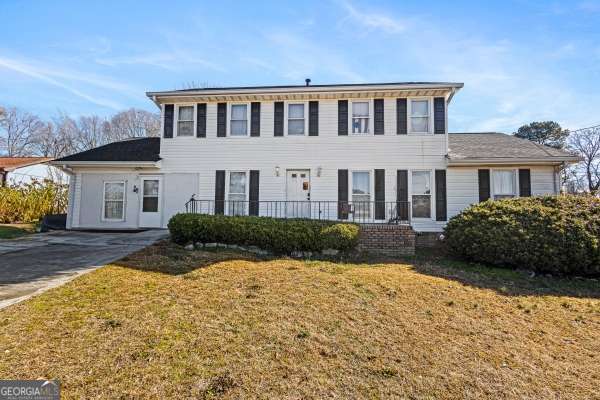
left=492, top=170, right=517, bottom=199
left=103, top=181, right=125, bottom=221
left=230, top=104, right=248, bottom=136
left=352, top=102, right=370, bottom=134
left=412, top=171, right=431, bottom=218
left=288, top=103, right=305, bottom=135
left=177, top=106, right=194, bottom=136
left=410, top=99, right=430, bottom=133
left=228, top=172, right=247, bottom=215
left=352, top=171, right=371, bottom=219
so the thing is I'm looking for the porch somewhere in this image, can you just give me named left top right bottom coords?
left=184, top=198, right=412, bottom=225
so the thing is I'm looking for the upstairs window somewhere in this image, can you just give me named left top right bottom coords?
left=230, top=104, right=248, bottom=136
left=352, top=102, right=370, bottom=134
left=492, top=170, right=516, bottom=199
left=410, top=99, right=430, bottom=133
left=177, top=106, right=194, bottom=136
left=288, top=103, right=305, bottom=135
left=412, top=171, right=431, bottom=218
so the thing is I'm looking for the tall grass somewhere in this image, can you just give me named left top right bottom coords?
left=0, top=180, right=68, bottom=223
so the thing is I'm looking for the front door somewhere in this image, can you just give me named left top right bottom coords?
left=286, top=170, right=311, bottom=218
left=139, top=176, right=162, bottom=227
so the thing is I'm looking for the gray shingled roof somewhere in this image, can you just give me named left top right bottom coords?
left=54, top=137, right=160, bottom=162
left=448, top=133, right=579, bottom=162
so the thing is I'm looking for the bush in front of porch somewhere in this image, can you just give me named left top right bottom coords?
left=444, top=195, right=600, bottom=276
left=168, top=213, right=359, bottom=254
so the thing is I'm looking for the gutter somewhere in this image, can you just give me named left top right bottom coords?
left=447, top=156, right=582, bottom=166
left=49, top=160, right=161, bottom=168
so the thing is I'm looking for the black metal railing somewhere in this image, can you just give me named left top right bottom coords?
left=185, top=198, right=411, bottom=224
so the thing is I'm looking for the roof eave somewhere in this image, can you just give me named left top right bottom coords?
left=49, top=160, right=161, bottom=168
left=447, top=156, right=582, bottom=166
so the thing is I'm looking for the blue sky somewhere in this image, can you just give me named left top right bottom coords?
left=1, top=0, right=599, bottom=132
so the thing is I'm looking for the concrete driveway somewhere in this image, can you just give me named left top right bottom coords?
left=0, top=230, right=168, bottom=309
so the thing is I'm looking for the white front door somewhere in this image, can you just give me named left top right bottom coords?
left=139, top=176, right=162, bottom=227
left=286, top=170, right=311, bottom=218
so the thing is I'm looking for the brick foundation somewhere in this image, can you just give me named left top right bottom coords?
left=357, top=224, right=415, bottom=256
left=415, top=232, right=444, bottom=248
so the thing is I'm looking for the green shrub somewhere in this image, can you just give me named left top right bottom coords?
left=444, top=195, right=600, bottom=276
left=0, top=180, right=68, bottom=223
left=168, top=213, right=360, bottom=254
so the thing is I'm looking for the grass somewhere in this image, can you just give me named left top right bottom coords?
left=0, top=242, right=598, bottom=399
left=0, top=223, right=36, bottom=239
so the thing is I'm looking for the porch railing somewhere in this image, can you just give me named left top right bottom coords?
left=184, top=198, right=411, bottom=224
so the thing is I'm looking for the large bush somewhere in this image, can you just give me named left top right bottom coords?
left=0, top=180, right=68, bottom=223
left=168, top=213, right=360, bottom=254
left=444, top=195, right=600, bottom=276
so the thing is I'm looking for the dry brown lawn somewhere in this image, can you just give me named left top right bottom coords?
left=0, top=241, right=598, bottom=399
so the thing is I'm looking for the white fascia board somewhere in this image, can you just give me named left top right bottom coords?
left=447, top=156, right=581, bottom=166
left=49, top=160, right=161, bottom=168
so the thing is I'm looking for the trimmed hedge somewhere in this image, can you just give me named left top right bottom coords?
left=444, top=195, right=600, bottom=276
left=168, top=213, right=360, bottom=254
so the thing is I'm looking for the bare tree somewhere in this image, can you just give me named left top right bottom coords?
left=74, top=115, right=110, bottom=151
left=568, top=127, right=600, bottom=193
left=106, top=108, right=160, bottom=141
left=0, top=106, right=44, bottom=156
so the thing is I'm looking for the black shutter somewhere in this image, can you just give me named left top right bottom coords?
left=397, top=170, right=408, bottom=220
left=434, top=97, right=445, bottom=135
left=374, top=99, right=384, bottom=135
left=309, top=101, right=319, bottom=136
left=338, top=100, right=348, bottom=136
left=519, top=169, right=531, bottom=197
left=217, top=103, right=227, bottom=137
left=196, top=103, right=206, bottom=138
left=215, top=170, right=225, bottom=214
left=396, top=98, right=407, bottom=135
left=478, top=169, right=490, bottom=202
left=375, top=169, right=385, bottom=219
left=435, top=169, right=447, bottom=221
left=338, top=169, right=349, bottom=219
left=163, top=104, right=174, bottom=138
left=274, top=101, right=284, bottom=136
left=249, top=170, right=260, bottom=215
left=250, top=102, right=260, bottom=137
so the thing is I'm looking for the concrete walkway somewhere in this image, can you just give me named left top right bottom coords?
left=0, top=230, right=168, bottom=309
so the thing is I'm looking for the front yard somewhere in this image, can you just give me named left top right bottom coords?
left=0, top=223, right=36, bottom=239
left=0, top=242, right=598, bottom=399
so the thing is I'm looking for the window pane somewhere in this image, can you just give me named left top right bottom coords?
left=352, top=118, right=369, bottom=134
left=411, top=117, right=428, bottom=132
left=352, top=102, right=369, bottom=117
left=352, top=172, right=370, bottom=195
left=231, top=104, right=247, bottom=120
left=493, top=170, right=515, bottom=195
left=143, top=197, right=158, bottom=212
left=288, top=120, right=304, bottom=135
left=178, top=106, right=193, bottom=121
left=231, top=120, right=247, bottom=136
left=105, top=183, right=124, bottom=201
left=412, top=195, right=431, bottom=218
left=104, top=201, right=123, bottom=219
left=288, top=104, right=304, bottom=119
left=178, top=121, right=194, bottom=136
left=143, top=180, right=159, bottom=196
left=412, top=171, right=431, bottom=195
left=229, top=172, right=246, bottom=194
left=411, top=100, right=428, bottom=116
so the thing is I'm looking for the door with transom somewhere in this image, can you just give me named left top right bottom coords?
left=139, top=176, right=162, bottom=227
left=286, top=170, right=311, bottom=218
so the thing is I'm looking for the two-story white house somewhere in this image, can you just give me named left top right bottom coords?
left=51, top=81, right=579, bottom=232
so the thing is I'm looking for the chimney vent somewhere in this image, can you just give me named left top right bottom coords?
left=305, top=78, right=311, bottom=86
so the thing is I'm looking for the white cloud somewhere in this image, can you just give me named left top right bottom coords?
left=338, top=0, right=407, bottom=34
left=96, top=51, right=224, bottom=73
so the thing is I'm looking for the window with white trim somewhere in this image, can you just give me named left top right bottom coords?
left=412, top=171, right=431, bottom=218
left=288, top=103, right=305, bottom=135
left=409, top=99, right=430, bottom=133
left=103, top=181, right=125, bottom=220
left=492, top=170, right=517, bottom=199
left=228, top=171, right=247, bottom=215
left=352, top=101, right=370, bottom=134
left=177, top=106, right=194, bottom=136
left=230, top=104, right=248, bottom=136
left=352, top=171, right=371, bottom=219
